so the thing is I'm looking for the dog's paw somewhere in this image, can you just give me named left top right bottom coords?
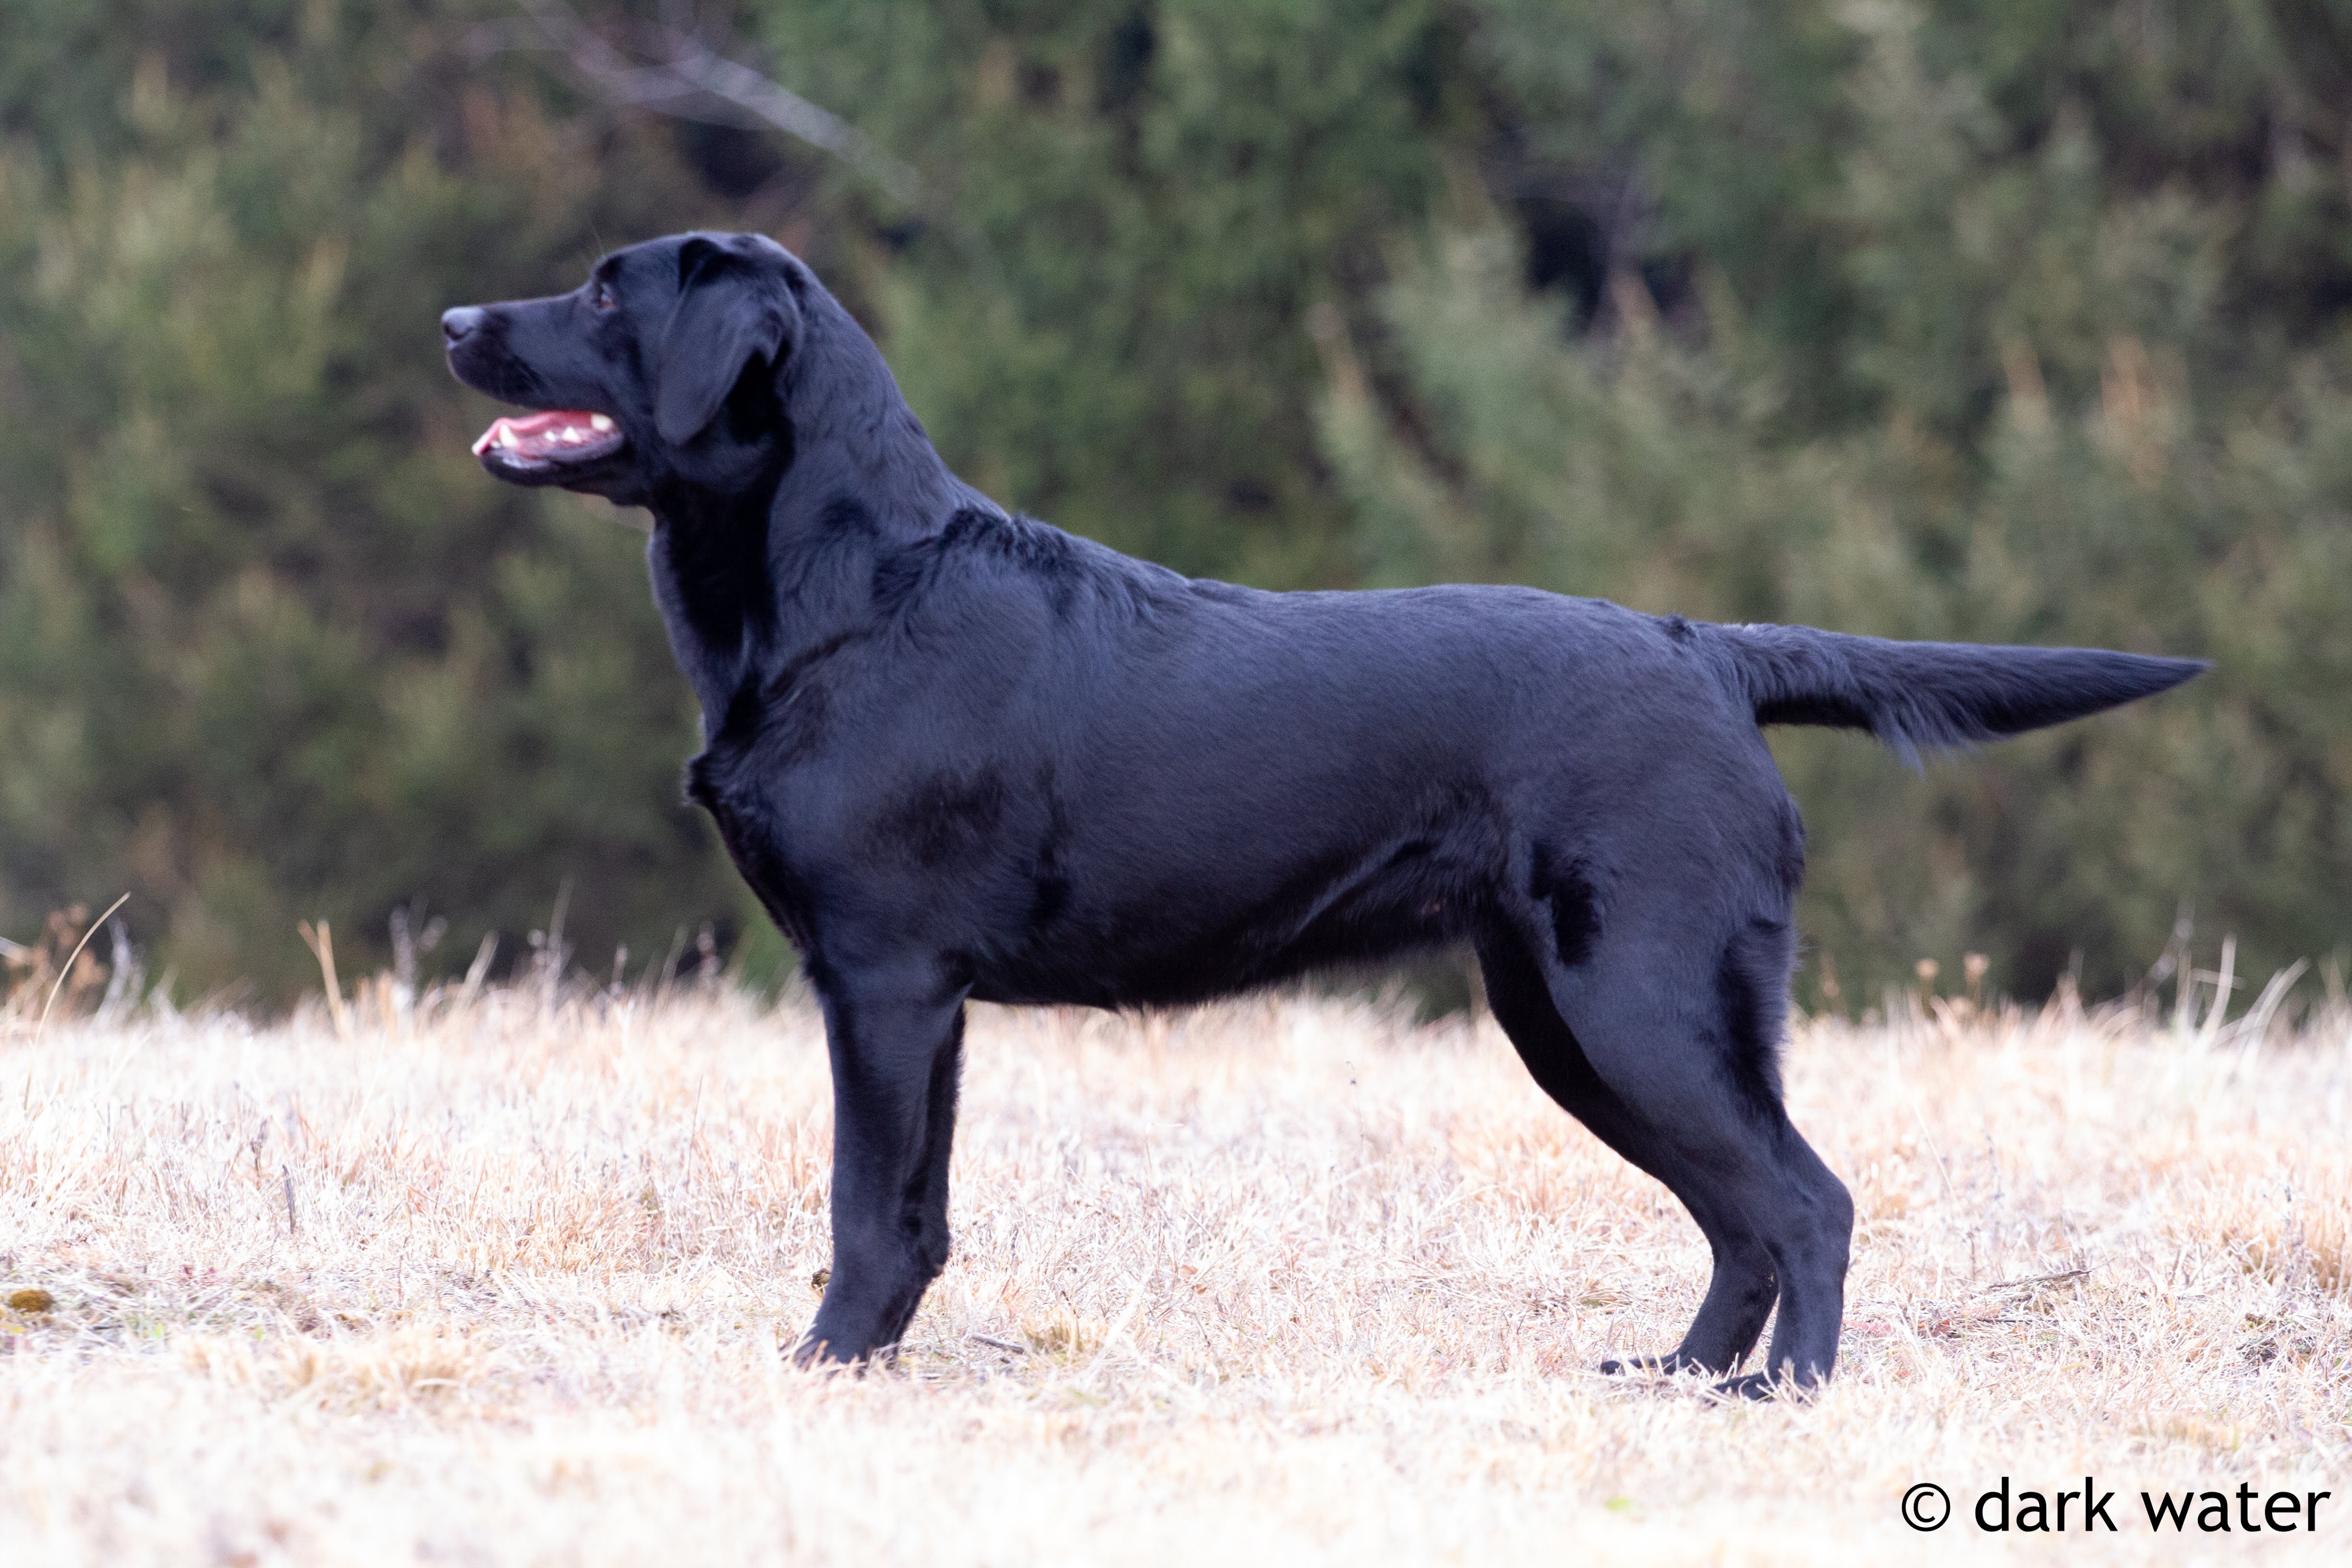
left=1706, top=1371, right=1823, bottom=1403
left=788, top=1334, right=860, bottom=1373
left=789, top=1330, right=904, bottom=1375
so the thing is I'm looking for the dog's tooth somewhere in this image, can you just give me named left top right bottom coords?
left=497, top=426, right=518, bottom=449
left=560, top=427, right=583, bottom=444
left=590, top=414, right=614, bottom=433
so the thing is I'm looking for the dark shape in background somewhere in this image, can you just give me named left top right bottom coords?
left=1, top=0, right=2347, bottom=1010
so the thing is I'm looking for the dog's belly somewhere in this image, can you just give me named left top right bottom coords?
left=965, top=820, right=1499, bottom=1009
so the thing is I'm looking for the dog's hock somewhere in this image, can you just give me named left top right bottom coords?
left=656, top=234, right=800, bottom=445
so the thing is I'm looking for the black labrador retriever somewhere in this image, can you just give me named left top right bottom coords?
left=443, top=231, right=2201, bottom=1396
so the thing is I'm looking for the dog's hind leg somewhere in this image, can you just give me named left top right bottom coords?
left=1477, top=927, right=1778, bottom=1377
left=1545, top=914, right=1853, bottom=1398
left=796, top=970, right=968, bottom=1366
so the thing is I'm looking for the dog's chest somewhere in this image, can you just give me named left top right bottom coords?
left=684, top=734, right=823, bottom=951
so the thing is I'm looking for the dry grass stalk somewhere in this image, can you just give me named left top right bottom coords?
left=1, top=982, right=2346, bottom=1563
left=1, top=899, right=128, bottom=1032
left=32, top=893, right=128, bottom=1039
left=295, top=919, right=353, bottom=1042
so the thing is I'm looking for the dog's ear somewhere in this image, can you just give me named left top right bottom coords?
left=656, top=234, right=799, bottom=445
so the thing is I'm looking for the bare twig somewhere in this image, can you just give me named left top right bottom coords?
left=1984, top=1267, right=2089, bottom=1294
left=297, top=920, right=353, bottom=1042
left=2195, top=934, right=2239, bottom=1051
left=474, top=1, right=920, bottom=205
left=2232, top=958, right=2309, bottom=1074
left=457, top=932, right=499, bottom=1014
left=99, top=917, right=138, bottom=1015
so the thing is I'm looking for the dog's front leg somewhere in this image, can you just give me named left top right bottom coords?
left=795, top=972, right=968, bottom=1366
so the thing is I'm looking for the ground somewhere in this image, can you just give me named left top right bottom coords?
left=2, top=976, right=2347, bottom=1564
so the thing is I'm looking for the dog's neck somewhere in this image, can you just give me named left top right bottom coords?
left=644, top=285, right=1000, bottom=734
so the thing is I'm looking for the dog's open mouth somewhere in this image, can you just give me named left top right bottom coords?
left=471, top=410, right=627, bottom=478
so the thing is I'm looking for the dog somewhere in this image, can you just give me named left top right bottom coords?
left=443, top=231, right=2202, bottom=1396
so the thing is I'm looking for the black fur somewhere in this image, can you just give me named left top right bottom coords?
left=443, top=232, right=2206, bottom=1397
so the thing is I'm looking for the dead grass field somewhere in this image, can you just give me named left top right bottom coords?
left=2, top=973, right=2348, bottom=1565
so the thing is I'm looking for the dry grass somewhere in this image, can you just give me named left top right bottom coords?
left=2, top=978, right=2348, bottom=1564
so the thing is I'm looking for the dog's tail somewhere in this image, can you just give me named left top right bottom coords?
left=1713, top=622, right=2207, bottom=764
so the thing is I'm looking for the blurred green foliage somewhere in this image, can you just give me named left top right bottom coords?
left=1, top=0, right=2345, bottom=1008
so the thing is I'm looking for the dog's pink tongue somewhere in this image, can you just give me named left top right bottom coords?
left=471, top=410, right=617, bottom=459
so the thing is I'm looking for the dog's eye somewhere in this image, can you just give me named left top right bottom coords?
left=591, top=282, right=617, bottom=312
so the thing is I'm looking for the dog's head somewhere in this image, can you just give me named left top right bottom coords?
left=441, top=231, right=802, bottom=503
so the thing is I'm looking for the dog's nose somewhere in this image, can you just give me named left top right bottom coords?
left=441, top=306, right=486, bottom=346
